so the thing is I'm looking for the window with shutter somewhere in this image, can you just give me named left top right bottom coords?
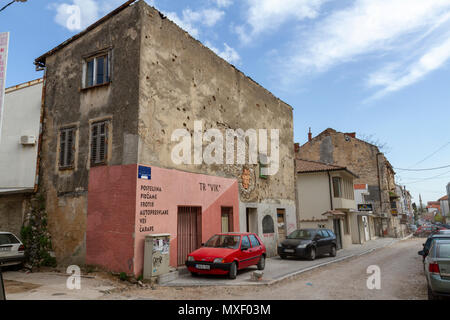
left=59, top=127, right=75, bottom=169
left=91, top=121, right=108, bottom=166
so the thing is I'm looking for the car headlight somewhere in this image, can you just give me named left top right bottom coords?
left=187, top=256, right=194, bottom=262
left=297, top=244, right=307, bottom=248
left=213, top=258, right=224, bottom=263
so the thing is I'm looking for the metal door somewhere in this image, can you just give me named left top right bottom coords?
left=221, top=207, right=233, bottom=233
left=277, top=209, right=286, bottom=243
left=177, top=206, right=202, bottom=266
left=333, top=219, right=342, bottom=250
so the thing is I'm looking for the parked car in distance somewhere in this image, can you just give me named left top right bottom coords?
left=0, top=232, right=25, bottom=268
left=423, top=239, right=450, bottom=300
left=415, top=225, right=442, bottom=237
left=185, top=233, right=266, bottom=279
left=409, top=224, right=418, bottom=233
left=278, top=228, right=337, bottom=260
left=419, top=234, right=450, bottom=262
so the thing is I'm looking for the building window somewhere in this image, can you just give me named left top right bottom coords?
left=83, top=52, right=110, bottom=88
left=332, top=177, right=342, bottom=198
left=90, top=121, right=109, bottom=166
left=59, top=127, right=75, bottom=169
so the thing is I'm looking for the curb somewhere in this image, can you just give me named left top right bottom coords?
left=162, top=238, right=399, bottom=288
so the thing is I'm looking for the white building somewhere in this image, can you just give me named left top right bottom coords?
left=439, top=195, right=449, bottom=218
left=0, top=79, right=43, bottom=236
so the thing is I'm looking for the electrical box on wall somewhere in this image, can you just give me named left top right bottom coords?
left=143, top=234, right=171, bottom=280
left=20, top=135, right=36, bottom=145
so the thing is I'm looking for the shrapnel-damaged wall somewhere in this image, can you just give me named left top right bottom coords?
left=297, top=129, right=393, bottom=217
left=137, top=2, right=295, bottom=204
left=39, top=4, right=142, bottom=265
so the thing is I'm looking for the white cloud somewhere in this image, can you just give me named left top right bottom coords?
left=367, top=35, right=450, bottom=101
left=212, top=0, right=233, bottom=8
left=52, top=0, right=126, bottom=31
left=236, top=0, right=327, bottom=43
left=206, top=41, right=241, bottom=64
left=290, top=0, right=450, bottom=72
left=276, top=0, right=450, bottom=99
left=165, top=8, right=225, bottom=38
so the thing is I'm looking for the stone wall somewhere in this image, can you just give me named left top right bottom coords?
left=0, top=194, right=30, bottom=238
left=39, top=4, right=141, bottom=265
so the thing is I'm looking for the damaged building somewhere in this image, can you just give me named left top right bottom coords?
left=33, top=0, right=295, bottom=276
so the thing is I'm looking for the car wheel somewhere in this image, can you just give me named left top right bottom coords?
left=428, top=286, right=437, bottom=300
left=308, top=247, right=316, bottom=261
left=190, top=272, right=198, bottom=277
left=229, top=262, right=237, bottom=279
left=280, top=254, right=287, bottom=259
left=257, top=255, right=265, bottom=270
left=330, top=245, right=337, bottom=257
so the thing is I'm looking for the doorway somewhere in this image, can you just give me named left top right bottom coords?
left=221, top=207, right=233, bottom=233
left=277, top=209, right=286, bottom=243
left=246, top=208, right=258, bottom=233
left=177, top=206, right=202, bottom=266
left=333, top=219, right=342, bottom=250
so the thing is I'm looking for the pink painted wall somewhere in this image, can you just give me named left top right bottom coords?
left=134, top=165, right=239, bottom=275
left=86, top=164, right=137, bottom=274
left=86, top=164, right=239, bottom=277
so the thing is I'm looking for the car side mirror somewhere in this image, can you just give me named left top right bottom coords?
left=418, top=250, right=424, bottom=256
left=201, top=243, right=205, bottom=247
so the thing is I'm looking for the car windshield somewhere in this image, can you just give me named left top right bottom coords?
left=437, top=243, right=450, bottom=258
left=287, top=230, right=314, bottom=240
left=0, top=233, right=19, bottom=245
left=205, top=235, right=241, bottom=249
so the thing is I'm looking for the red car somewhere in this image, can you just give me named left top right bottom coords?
left=185, top=232, right=266, bottom=279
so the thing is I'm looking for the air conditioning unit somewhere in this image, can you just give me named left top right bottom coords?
left=20, top=135, right=37, bottom=145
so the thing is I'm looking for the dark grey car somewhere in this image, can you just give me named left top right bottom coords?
left=277, top=229, right=337, bottom=260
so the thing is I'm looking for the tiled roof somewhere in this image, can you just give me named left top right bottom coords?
left=296, top=159, right=359, bottom=177
left=439, top=195, right=448, bottom=201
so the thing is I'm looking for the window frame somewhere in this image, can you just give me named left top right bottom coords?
left=59, top=126, right=76, bottom=170
left=332, top=176, right=342, bottom=198
left=90, top=120, right=109, bottom=166
left=82, top=50, right=111, bottom=89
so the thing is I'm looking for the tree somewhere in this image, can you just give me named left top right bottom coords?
left=0, top=0, right=27, bottom=14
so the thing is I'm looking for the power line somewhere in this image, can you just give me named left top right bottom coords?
left=0, top=1, right=15, bottom=13
left=400, top=169, right=450, bottom=184
left=406, top=141, right=450, bottom=169
left=395, top=164, right=450, bottom=171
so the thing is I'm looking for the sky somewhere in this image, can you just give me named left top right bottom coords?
left=0, top=0, right=450, bottom=204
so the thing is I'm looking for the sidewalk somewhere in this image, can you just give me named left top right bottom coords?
left=162, top=237, right=399, bottom=287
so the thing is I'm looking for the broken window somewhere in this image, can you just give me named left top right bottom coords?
left=59, top=127, right=75, bottom=169
left=90, top=121, right=109, bottom=166
left=84, top=52, right=110, bottom=88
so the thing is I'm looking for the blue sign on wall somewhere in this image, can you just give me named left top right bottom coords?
left=138, top=166, right=152, bottom=180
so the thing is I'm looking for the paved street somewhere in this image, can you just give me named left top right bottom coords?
left=2, top=237, right=428, bottom=300
left=162, top=237, right=396, bottom=287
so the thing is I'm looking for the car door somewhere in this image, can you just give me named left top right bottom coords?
left=248, top=234, right=263, bottom=266
left=314, top=231, right=326, bottom=255
left=238, top=236, right=253, bottom=269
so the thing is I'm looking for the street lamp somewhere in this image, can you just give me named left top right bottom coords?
left=0, top=0, right=27, bottom=14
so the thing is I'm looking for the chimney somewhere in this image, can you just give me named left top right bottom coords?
left=308, top=128, right=312, bottom=142
left=294, top=143, right=300, bottom=154
left=345, top=132, right=356, bottom=139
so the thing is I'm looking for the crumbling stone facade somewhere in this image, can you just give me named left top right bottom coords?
left=35, top=1, right=295, bottom=265
left=297, top=128, right=404, bottom=237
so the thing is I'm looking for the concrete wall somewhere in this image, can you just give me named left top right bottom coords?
left=40, top=4, right=142, bottom=265
left=0, top=194, right=30, bottom=237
